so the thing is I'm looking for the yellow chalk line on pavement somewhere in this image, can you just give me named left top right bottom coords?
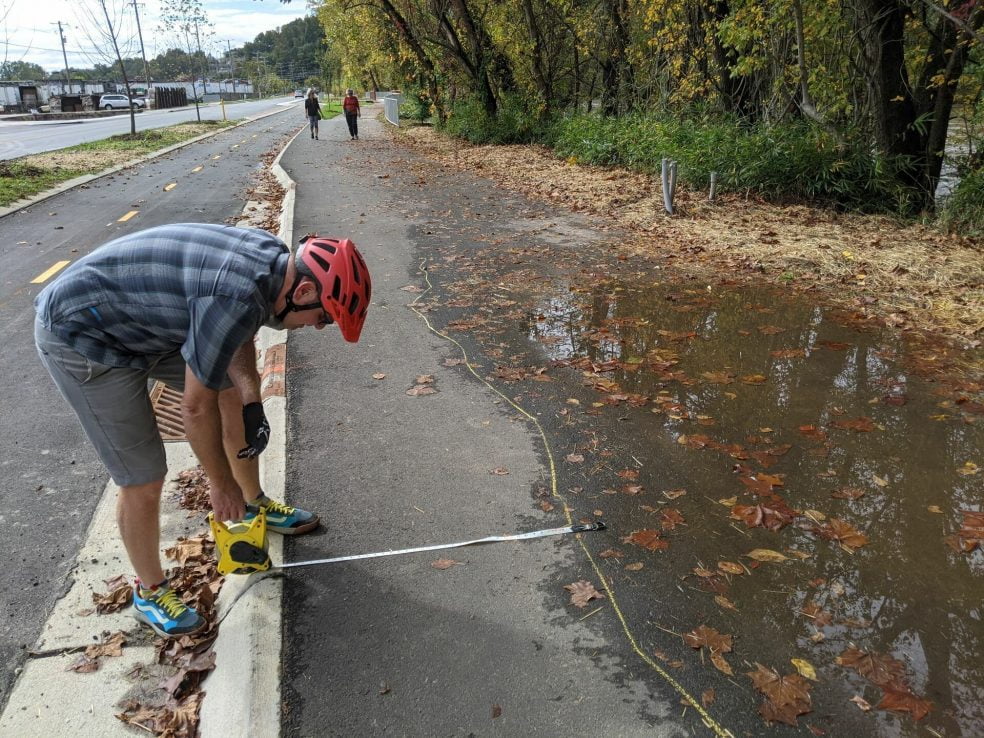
left=164, top=182, right=177, bottom=191
left=408, top=261, right=733, bottom=737
left=31, top=260, right=70, bottom=284
left=118, top=210, right=138, bottom=222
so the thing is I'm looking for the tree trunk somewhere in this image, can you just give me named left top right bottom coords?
left=377, top=0, right=445, bottom=122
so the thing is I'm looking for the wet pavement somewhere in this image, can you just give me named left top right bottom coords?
left=383, top=148, right=983, bottom=735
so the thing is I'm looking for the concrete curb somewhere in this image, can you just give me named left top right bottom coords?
left=0, top=103, right=297, bottom=221
left=197, top=124, right=304, bottom=738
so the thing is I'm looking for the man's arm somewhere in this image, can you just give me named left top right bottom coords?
left=226, top=340, right=261, bottom=404
left=182, top=365, right=246, bottom=522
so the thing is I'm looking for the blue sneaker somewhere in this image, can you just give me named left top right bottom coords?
left=133, top=581, right=206, bottom=638
left=244, top=494, right=319, bottom=535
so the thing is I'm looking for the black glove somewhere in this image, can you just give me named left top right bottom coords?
left=237, top=402, right=271, bottom=459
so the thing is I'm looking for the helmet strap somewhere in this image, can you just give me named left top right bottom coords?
left=275, top=273, right=322, bottom=322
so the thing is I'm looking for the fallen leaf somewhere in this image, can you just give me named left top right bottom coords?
left=683, top=625, right=733, bottom=654
left=599, top=548, right=624, bottom=559
left=830, top=417, right=876, bottom=432
left=431, top=558, right=459, bottom=570
left=372, top=373, right=386, bottom=380
left=624, top=562, right=644, bottom=571
left=850, top=695, right=872, bottom=711
left=702, top=371, right=735, bottom=384
left=415, top=374, right=434, bottom=384
left=662, top=488, right=687, bottom=499
left=872, top=475, right=889, bottom=487
left=489, top=467, right=510, bottom=475
left=565, top=453, right=585, bottom=463
left=659, top=508, right=685, bottom=530
left=837, top=647, right=907, bottom=689
left=747, top=663, right=813, bottom=727
left=791, top=658, right=817, bottom=681
left=617, top=468, right=640, bottom=480
left=956, top=461, right=979, bottom=476
left=714, top=595, right=738, bottom=611
left=745, top=548, right=788, bottom=563
left=564, top=580, right=605, bottom=608
left=702, top=688, right=715, bottom=707
left=623, top=529, right=669, bottom=551
left=67, top=655, right=101, bottom=673
left=831, top=487, right=865, bottom=500
left=718, top=496, right=738, bottom=507
left=877, top=689, right=933, bottom=721
left=406, top=385, right=437, bottom=396
left=927, top=505, right=943, bottom=514
left=86, top=631, right=127, bottom=659
left=400, top=285, right=424, bottom=292
left=491, top=703, right=502, bottom=719
left=717, top=561, right=745, bottom=575
left=816, top=518, right=869, bottom=551
left=740, top=374, right=768, bottom=384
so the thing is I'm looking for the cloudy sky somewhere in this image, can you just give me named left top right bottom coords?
left=2, top=0, right=312, bottom=72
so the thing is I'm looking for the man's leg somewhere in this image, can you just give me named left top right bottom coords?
left=217, top=386, right=262, bottom=502
left=117, top=479, right=166, bottom=585
left=217, top=387, right=319, bottom=534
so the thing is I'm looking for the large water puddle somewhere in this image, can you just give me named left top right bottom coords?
left=445, top=261, right=982, bottom=735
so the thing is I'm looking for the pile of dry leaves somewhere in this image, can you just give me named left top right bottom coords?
left=395, top=126, right=982, bottom=355
left=80, top=467, right=221, bottom=738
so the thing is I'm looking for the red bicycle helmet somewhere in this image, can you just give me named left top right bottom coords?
left=294, top=235, right=371, bottom=342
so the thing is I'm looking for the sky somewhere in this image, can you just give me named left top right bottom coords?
left=1, top=0, right=312, bottom=73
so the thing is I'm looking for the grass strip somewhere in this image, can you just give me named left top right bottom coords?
left=0, top=120, right=236, bottom=207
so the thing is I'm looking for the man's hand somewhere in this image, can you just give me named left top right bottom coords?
left=210, top=483, right=245, bottom=523
left=237, top=402, right=270, bottom=459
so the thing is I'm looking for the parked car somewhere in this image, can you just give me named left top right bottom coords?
left=99, top=94, right=145, bottom=110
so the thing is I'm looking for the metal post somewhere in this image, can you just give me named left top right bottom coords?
left=131, top=0, right=152, bottom=106
left=709, top=172, right=718, bottom=202
left=661, top=158, right=673, bottom=215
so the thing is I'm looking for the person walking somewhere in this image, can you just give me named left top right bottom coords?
left=34, top=223, right=372, bottom=638
left=304, top=89, right=322, bottom=140
left=342, top=88, right=361, bottom=140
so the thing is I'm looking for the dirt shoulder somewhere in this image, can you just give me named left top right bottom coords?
left=394, top=126, right=982, bottom=366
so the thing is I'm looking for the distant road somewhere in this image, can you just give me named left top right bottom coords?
left=0, top=96, right=304, bottom=160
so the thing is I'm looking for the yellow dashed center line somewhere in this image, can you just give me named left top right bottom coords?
left=191, top=165, right=204, bottom=173
left=164, top=182, right=178, bottom=191
left=211, top=155, right=221, bottom=160
left=231, top=144, right=239, bottom=149
left=118, top=210, right=139, bottom=222
left=31, top=261, right=70, bottom=284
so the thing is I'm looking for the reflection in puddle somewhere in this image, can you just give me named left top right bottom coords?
left=526, top=280, right=982, bottom=735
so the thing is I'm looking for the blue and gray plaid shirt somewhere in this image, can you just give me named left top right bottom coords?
left=35, top=223, right=289, bottom=390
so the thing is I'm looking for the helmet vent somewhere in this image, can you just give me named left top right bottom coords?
left=310, top=251, right=332, bottom=272
left=348, top=294, right=360, bottom=315
left=351, top=255, right=361, bottom=284
left=331, top=275, right=342, bottom=301
left=323, top=243, right=337, bottom=254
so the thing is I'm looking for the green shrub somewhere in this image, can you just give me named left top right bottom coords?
left=550, top=112, right=907, bottom=212
left=440, top=93, right=543, bottom=144
left=938, top=167, right=984, bottom=236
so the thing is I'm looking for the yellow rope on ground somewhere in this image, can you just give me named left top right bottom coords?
left=408, top=262, right=734, bottom=738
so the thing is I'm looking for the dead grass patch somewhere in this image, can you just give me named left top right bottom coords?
left=396, top=126, right=983, bottom=348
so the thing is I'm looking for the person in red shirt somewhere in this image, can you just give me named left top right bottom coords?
left=342, top=88, right=361, bottom=140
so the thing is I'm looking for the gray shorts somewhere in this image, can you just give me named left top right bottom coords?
left=35, top=317, right=206, bottom=487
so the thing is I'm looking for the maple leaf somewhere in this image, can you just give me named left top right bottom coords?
left=830, top=416, right=876, bottom=432
left=732, top=500, right=796, bottom=531
left=165, top=537, right=209, bottom=566
left=877, top=689, right=933, bottom=721
left=92, top=579, right=133, bottom=614
left=564, top=580, right=605, bottom=608
left=85, top=631, right=127, bottom=659
left=431, top=558, right=459, bottom=570
left=701, top=371, right=735, bottom=384
left=658, top=508, right=685, bottom=530
left=623, top=529, right=668, bottom=551
left=950, top=509, right=984, bottom=552
left=747, top=663, right=813, bottom=727
left=817, top=518, right=869, bottom=551
left=683, top=625, right=733, bottom=653
left=836, top=647, right=908, bottom=690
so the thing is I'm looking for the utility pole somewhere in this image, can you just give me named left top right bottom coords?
left=54, top=22, right=70, bottom=94
left=223, top=39, right=236, bottom=95
left=194, top=20, right=206, bottom=108
left=130, top=0, right=152, bottom=107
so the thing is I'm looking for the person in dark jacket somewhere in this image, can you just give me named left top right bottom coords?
left=342, top=88, right=361, bottom=140
left=304, top=89, right=321, bottom=140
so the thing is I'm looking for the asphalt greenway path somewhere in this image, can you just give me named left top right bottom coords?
left=278, top=117, right=708, bottom=735
left=0, top=105, right=303, bottom=711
